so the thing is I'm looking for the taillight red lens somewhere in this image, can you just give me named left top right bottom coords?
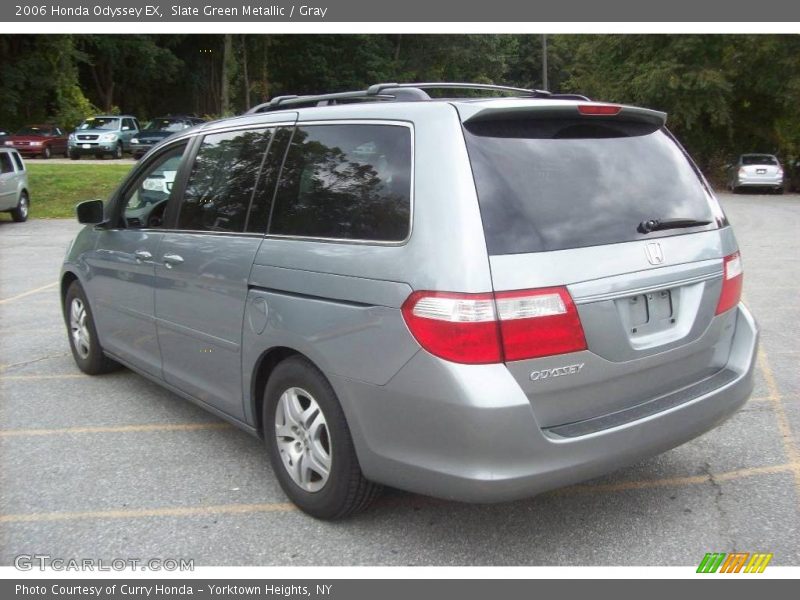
left=715, top=252, right=743, bottom=315
left=401, top=291, right=502, bottom=364
left=496, top=287, right=587, bottom=361
left=401, top=287, right=587, bottom=364
left=577, top=104, right=622, bottom=116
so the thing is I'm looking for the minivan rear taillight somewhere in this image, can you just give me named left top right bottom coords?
left=401, top=287, right=587, bottom=364
left=715, top=252, right=743, bottom=315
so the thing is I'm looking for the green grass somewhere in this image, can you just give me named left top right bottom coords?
left=23, top=163, right=133, bottom=219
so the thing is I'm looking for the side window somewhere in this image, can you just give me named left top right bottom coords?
left=178, top=128, right=272, bottom=233
left=122, top=143, right=187, bottom=229
left=54, top=128, right=63, bottom=136
left=247, top=127, right=292, bottom=234
left=0, top=153, right=14, bottom=174
left=122, top=118, right=134, bottom=131
left=270, top=124, right=412, bottom=242
left=11, top=152, right=24, bottom=171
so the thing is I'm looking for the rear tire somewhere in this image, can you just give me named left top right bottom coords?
left=263, top=356, right=382, bottom=519
left=10, top=192, right=29, bottom=222
left=64, top=280, right=120, bottom=375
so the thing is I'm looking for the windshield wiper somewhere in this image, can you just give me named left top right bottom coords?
left=637, top=218, right=712, bottom=234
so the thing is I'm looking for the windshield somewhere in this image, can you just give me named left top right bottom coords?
left=79, top=118, right=119, bottom=131
left=464, top=118, right=720, bottom=255
left=741, top=155, right=778, bottom=166
left=15, top=126, right=52, bottom=136
left=143, top=119, right=188, bottom=133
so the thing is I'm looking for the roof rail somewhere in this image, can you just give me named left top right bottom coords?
left=246, top=82, right=577, bottom=114
left=366, top=82, right=550, bottom=97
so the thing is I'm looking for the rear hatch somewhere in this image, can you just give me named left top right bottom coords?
left=457, top=100, right=739, bottom=432
left=740, top=155, right=781, bottom=180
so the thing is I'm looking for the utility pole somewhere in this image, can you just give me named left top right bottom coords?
left=542, top=34, right=549, bottom=91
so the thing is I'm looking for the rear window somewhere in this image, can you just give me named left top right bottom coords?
left=464, top=118, right=719, bottom=255
left=741, top=155, right=777, bottom=166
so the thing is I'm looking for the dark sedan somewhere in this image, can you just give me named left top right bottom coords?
left=130, top=116, right=204, bottom=158
left=3, top=124, right=69, bottom=158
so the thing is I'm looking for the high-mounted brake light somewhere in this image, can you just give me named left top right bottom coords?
left=578, top=104, right=622, bottom=116
left=401, top=287, right=587, bottom=365
left=715, top=252, right=743, bottom=315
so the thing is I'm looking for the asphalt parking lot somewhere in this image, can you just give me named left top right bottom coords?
left=0, top=193, right=798, bottom=566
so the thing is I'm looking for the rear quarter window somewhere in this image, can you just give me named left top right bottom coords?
left=269, top=123, right=412, bottom=242
left=464, top=118, right=720, bottom=255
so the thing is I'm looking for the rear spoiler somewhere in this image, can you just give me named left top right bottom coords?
left=459, top=102, right=667, bottom=128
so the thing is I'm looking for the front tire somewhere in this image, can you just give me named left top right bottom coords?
left=113, top=143, right=123, bottom=159
left=69, top=151, right=80, bottom=160
left=10, top=192, right=29, bottom=222
left=42, top=145, right=51, bottom=159
left=64, top=281, right=120, bottom=375
left=263, top=357, right=381, bottom=519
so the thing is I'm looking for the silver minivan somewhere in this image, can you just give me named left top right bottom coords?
left=0, top=148, right=30, bottom=222
left=61, top=83, right=758, bottom=519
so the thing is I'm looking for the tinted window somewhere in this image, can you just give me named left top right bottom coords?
left=0, top=153, right=14, bottom=174
left=247, top=127, right=291, bottom=234
left=464, top=119, right=718, bottom=255
left=11, top=152, right=24, bottom=171
left=146, top=118, right=189, bottom=133
left=16, top=126, right=52, bottom=136
left=742, top=155, right=778, bottom=166
left=270, top=124, right=412, bottom=242
left=178, top=128, right=272, bottom=233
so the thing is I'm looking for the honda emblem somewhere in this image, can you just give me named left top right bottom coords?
left=645, top=242, right=664, bottom=265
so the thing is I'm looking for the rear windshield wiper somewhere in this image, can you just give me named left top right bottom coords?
left=637, top=218, right=712, bottom=234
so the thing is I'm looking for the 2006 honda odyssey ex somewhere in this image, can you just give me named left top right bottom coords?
left=61, top=83, right=758, bottom=519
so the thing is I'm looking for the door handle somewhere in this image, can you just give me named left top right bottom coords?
left=134, top=250, right=152, bottom=262
left=162, top=253, right=184, bottom=268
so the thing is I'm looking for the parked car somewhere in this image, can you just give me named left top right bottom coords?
left=728, top=153, right=784, bottom=194
left=4, top=124, right=69, bottom=158
left=68, top=115, right=140, bottom=159
left=130, top=116, right=205, bottom=159
left=0, top=148, right=30, bottom=222
left=61, top=83, right=758, bottom=519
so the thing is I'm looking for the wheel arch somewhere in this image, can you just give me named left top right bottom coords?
left=60, top=270, right=80, bottom=318
left=250, top=346, right=307, bottom=436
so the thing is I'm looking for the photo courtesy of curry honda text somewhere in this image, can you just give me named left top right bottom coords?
left=60, top=83, right=758, bottom=519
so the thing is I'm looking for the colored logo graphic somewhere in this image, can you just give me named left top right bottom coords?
left=697, top=552, right=773, bottom=573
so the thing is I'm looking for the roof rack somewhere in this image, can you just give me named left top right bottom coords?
left=245, top=82, right=583, bottom=114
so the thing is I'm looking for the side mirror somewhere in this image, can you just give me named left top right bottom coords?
left=76, top=199, right=105, bottom=225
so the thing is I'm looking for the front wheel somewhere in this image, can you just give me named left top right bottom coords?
left=10, top=192, right=28, bottom=222
left=42, top=145, right=51, bottom=159
left=69, top=151, right=80, bottom=160
left=64, top=281, right=120, bottom=375
left=263, top=357, right=382, bottom=519
left=113, top=143, right=123, bottom=159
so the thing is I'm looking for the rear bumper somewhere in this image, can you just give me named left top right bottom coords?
left=333, top=303, right=758, bottom=503
left=735, top=176, right=783, bottom=188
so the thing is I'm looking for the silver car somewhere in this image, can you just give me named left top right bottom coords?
left=0, top=148, right=30, bottom=222
left=61, top=83, right=758, bottom=519
left=729, top=153, right=784, bottom=194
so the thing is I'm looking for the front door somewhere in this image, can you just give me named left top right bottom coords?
left=85, top=141, right=189, bottom=377
left=154, top=124, right=291, bottom=419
